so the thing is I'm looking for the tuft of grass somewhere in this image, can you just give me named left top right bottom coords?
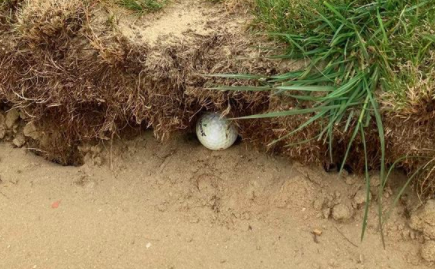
left=0, top=0, right=12, bottom=5
left=118, top=0, right=167, bottom=13
left=0, top=0, right=22, bottom=9
left=210, top=0, right=435, bottom=244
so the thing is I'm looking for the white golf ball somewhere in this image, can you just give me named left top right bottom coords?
left=196, top=112, right=238, bottom=150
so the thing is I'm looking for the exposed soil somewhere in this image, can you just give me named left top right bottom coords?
left=0, top=133, right=432, bottom=269
left=115, top=0, right=248, bottom=46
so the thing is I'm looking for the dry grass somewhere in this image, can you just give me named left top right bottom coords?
left=117, top=0, right=167, bottom=13
left=381, top=64, right=435, bottom=196
left=0, top=0, right=275, bottom=165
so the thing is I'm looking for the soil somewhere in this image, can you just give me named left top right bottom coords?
left=115, top=0, right=251, bottom=46
left=1, top=1, right=435, bottom=268
left=0, top=132, right=431, bottom=269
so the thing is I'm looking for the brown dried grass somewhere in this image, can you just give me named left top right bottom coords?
left=382, top=65, right=435, bottom=196
left=0, top=0, right=276, bottom=165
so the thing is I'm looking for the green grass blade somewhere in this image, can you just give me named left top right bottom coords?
left=360, top=124, right=371, bottom=241
left=339, top=92, right=369, bottom=174
left=344, top=110, right=354, bottom=132
left=376, top=8, right=388, bottom=43
left=383, top=156, right=428, bottom=188
left=268, top=111, right=328, bottom=146
left=284, top=134, right=322, bottom=147
left=206, top=74, right=265, bottom=80
left=234, top=104, right=354, bottom=120
left=323, top=2, right=349, bottom=25
left=275, top=85, right=335, bottom=92
left=367, top=82, right=386, bottom=249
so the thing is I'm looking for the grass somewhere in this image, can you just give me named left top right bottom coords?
left=210, top=0, right=435, bottom=245
left=0, top=0, right=167, bottom=15
left=117, top=0, right=167, bottom=13
left=0, top=0, right=21, bottom=8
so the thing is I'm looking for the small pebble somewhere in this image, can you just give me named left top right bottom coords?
left=353, top=189, right=371, bottom=208
left=5, top=109, right=19, bottom=129
left=313, top=229, right=323, bottom=236
left=332, top=203, right=353, bottom=221
left=322, top=208, right=331, bottom=219
left=12, top=134, right=26, bottom=148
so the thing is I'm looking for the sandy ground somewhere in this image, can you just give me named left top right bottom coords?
left=0, top=1, right=432, bottom=268
left=0, top=132, right=429, bottom=269
left=115, top=0, right=249, bottom=46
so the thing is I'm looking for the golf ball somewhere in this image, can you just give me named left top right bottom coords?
left=196, top=112, right=238, bottom=150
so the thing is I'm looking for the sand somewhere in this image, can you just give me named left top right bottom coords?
left=0, top=1, right=432, bottom=268
left=0, top=132, right=430, bottom=269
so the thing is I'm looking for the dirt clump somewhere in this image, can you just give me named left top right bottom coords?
left=409, top=200, right=435, bottom=240
left=23, top=121, right=40, bottom=140
left=352, top=188, right=371, bottom=209
left=5, top=109, right=19, bottom=129
left=0, top=109, right=24, bottom=144
left=313, top=195, right=325, bottom=211
left=421, top=240, right=435, bottom=263
left=0, top=113, right=6, bottom=139
left=332, top=203, right=354, bottom=221
left=408, top=199, right=435, bottom=264
left=12, top=133, right=25, bottom=148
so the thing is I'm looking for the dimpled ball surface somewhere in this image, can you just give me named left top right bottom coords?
left=196, top=112, right=238, bottom=150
